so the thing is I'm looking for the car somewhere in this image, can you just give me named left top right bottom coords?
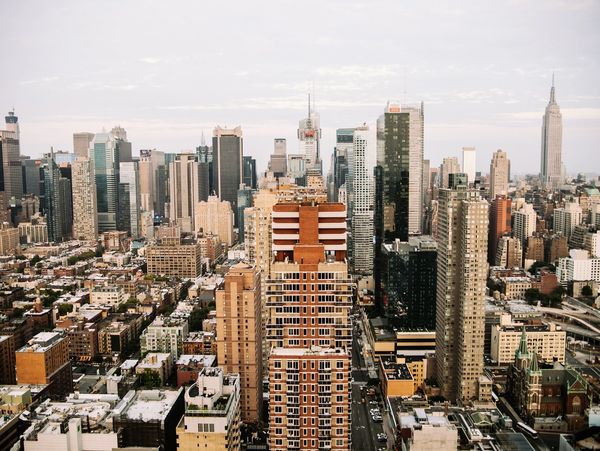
left=377, top=433, right=387, bottom=442
left=372, top=415, right=383, bottom=422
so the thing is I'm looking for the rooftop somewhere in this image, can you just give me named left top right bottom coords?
left=113, top=388, right=183, bottom=422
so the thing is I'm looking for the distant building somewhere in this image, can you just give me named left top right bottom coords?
left=514, top=203, right=537, bottom=245
left=195, top=195, right=234, bottom=247
left=489, top=195, right=512, bottom=265
left=169, top=153, right=199, bottom=233
left=540, top=79, right=563, bottom=190
left=212, top=126, right=243, bottom=222
left=73, top=132, right=94, bottom=159
left=462, top=147, right=476, bottom=186
left=489, top=149, right=510, bottom=199
left=553, top=202, right=583, bottom=241
left=146, top=238, right=202, bottom=278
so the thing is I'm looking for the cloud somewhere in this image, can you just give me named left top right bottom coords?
left=139, top=57, right=162, bottom=64
left=315, top=65, right=399, bottom=80
left=19, top=76, right=59, bottom=86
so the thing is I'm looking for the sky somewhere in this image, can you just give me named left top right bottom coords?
left=2, top=0, right=599, bottom=176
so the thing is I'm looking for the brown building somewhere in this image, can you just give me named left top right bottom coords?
left=489, top=195, right=512, bottom=265
left=267, top=202, right=352, bottom=451
left=216, top=262, right=262, bottom=423
left=525, top=235, right=545, bottom=263
left=545, top=234, right=569, bottom=263
left=63, top=320, right=98, bottom=361
left=182, top=331, right=216, bottom=355
left=103, top=230, right=129, bottom=252
left=146, top=239, right=202, bottom=279
left=15, top=331, right=73, bottom=397
left=0, top=316, right=35, bottom=349
left=0, top=335, right=16, bottom=384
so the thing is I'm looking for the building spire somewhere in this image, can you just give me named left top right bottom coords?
left=549, top=72, right=556, bottom=104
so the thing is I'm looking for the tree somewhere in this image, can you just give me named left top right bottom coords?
left=10, top=307, right=25, bottom=319
left=529, top=261, right=556, bottom=274
left=189, top=307, right=210, bottom=332
left=524, top=288, right=540, bottom=304
left=139, top=369, right=162, bottom=388
left=57, top=303, right=73, bottom=316
left=581, top=285, right=594, bottom=297
left=30, top=255, right=41, bottom=266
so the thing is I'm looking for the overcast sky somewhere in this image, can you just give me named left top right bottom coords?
left=2, top=0, right=599, bottom=176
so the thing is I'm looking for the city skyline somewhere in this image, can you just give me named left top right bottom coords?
left=2, top=1, right=599, bottom=176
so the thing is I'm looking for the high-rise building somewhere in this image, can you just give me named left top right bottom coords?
left=540, top=77, right=563, bottom=190
left=1, top=111, right=23, bottom=202
left=16, top=331, right=73, bottom=397
left=242, top=156, right=257, bottom=190
left=111, top=126, right=132, bottom=162
left=195, top=195, right=234, bottom=246
left=119, top=161, right=141, bottom=238
left=439, top=157, right=461, bottom=189
left=71, top=158, right=98, bottom=241
left=138, top=150, right=154, bottom=213
left=376, top=101, right=424, bottom=242
left=269, top=138, right=287, bottom=177
left=169, top=153, right=199, bottom=233
left=462, top=147, right=476, bottom=186
left=267, top=202, right=352, bottom=451
left=350, top=125, right=373, bottom=275
left=525, top=236, right=545, bottom=263
left=43, top=150, right=71, bottom=242
left=382, top=236, right=437, bottom=329
left=553, top=202, right=583, bottom=240
left=435, top=177, right=489, bottom=403
left=331, top=128, right=354, bottom=206
left=236, top=185, right=253, bottom=241
left=287, top=154, right=306, bottom=184
left=146, top=238, right=202, bottom=278
left=489, top=195, right=512, bottom=265
left=495, top=236, right=523, bottom=268
left=513, top=203, right=537, bottom=245
left=298, top=97, right=322, bottom=173
left=21, top=158, right=42, bottom=197
left=73, top=132, right=94, bottom=159
left=212, top=126, right=243, bottom=222
left=216, top=263, right=262, bottom=423
left=140, top=316, right=189, bottom=360
left=90, top=132, right=121, bottom=232
left=489, top=150, right=510, bottom=199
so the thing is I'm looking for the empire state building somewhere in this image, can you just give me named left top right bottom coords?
left=540, top=77, right=563, bottom=190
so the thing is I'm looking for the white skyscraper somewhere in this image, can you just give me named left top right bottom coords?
left=540, top=77, right=563, bottom=190
left=169, top=153, right=199, bottom=233
left=513, top=203, right=537, bottom=244
left=553, top=202, right=583, bottom=240
left=489, top=149, right=510, bottom=199
left=462, top=147, right=476, bottom=185
left=298, top=95, right=322, bottom=173
left=351, top=125, right=374, bottom=275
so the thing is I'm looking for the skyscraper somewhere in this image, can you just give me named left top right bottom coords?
left=73, top=132, right=94, bottom=159
left=43, top=149, right=71, bottom=242
left=488, top=195, right=512, bottom=265
left=119, top=161, right=141, bottom=238
left=298, top=96, right=322, bottom=173
left=439, top=157, right=461, bottom=189
left=328, top=129, right=353, bottom=203
left=350, top=125, right=373, bottom=275
left=268, top=138, right=287, bottom=177
left=553, top=202, right=583, bottom=240
left=216, top=263, right=262, bottom=423
left=169, top=153, right=199, bottom=233
left=21, top=158, right=42, bottom=197
left=1, top=111, right=23, bottom=202
left=489, top=149, right=510, bottom=199
left=462, top=147, right=476, bottom=186
left=236, top=185, right=253, bottom=241
left=376, top=101, right=424, bottom=242
left=242, top=156, right=257, bottom=190
left=212, top=126, right=243, bottom=223
left=540, top=77, right=563, bottom=190
left=90, top=132, right=121, bottom=232
left=138, top=150, right=154, bottom=213
left=435, top=176, right=489, bottom=403
left=513, top=203, right=537, bottom=245
left=195, top=195, right=234, bottom=246
left=267, top=202, right=352, bottom=451
left=71, top=158, right=98, bottom=241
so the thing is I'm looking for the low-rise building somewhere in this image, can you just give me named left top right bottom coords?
left=90, top=285, right=127, bottom=307
left=0, top=335, right=16, bottom=384
left=182, top=331, right=217, bottom=355
left=112, top=388, right=185, bottom=450
left=136, top=352, right=174, bottom=385
left=176, top=354, right=216, bottom=387
left=15, top=331, right=73, bottom=397
left=140, top=315, right=189, bottom=359
left=146, top=238, right=202, bottom=279
left=176, top=367, right=241, bottom=451
left=490, top=316, right=566, bottom=364
left=397, top=408, right=458, bottom=451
